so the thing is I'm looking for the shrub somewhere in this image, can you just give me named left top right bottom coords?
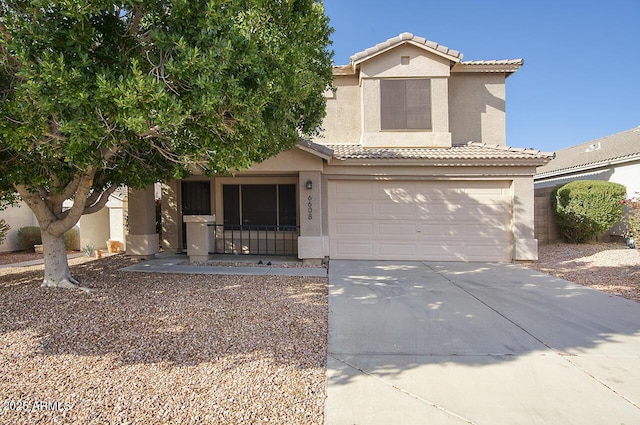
left=551, top=180, right=626, bottom=243
left=16, top=226, right=80, bottom=250
left=0, top=219, right=9, bottom=245
left=16, top=226, right=42, bottom=250
left=64, top=227, right=80, bottom=250
left=621, top=192, right=640, bottom=245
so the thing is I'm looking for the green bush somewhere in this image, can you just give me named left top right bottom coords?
left=16, top=226, right=80, bottom=251
left=64, top=227, right=80, bottom=250
left=16, top=226, right=42, bottom=250
left=551, top=180, right=626, bottom=243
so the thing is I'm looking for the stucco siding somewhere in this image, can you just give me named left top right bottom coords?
left=449, top=73, right=506, bottom=145
left=0, top=202, right=38, bottom=252
left=318, top=75, right=361, bottom=144
left=358, top=44, right=451, bottom=79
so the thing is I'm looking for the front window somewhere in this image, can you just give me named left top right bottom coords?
left=223, top=184, right=297, bottom=228
left=380, top=78, right=432, bottom=130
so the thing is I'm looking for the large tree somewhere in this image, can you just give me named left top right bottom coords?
left=0, top=0, right=333, bottom=290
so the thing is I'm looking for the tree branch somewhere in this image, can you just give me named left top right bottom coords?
left=128, top=6, right=144, bottom=36
left=16, top=184, right=58, bottom=231
left=0, top=23, right=12, bottom=41
left=83, top=184, right=119, bottom=215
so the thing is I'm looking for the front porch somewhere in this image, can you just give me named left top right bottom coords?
left=125, top=142, right=331, bottom=264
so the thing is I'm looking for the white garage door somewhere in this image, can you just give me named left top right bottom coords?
left=328, top=180, right=512, bottom=262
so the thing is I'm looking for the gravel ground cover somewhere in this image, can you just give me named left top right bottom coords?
left=522, top=242, right=640, bottom=303
left=0, top=241, right=637, bottom=424
left=0, top=250, right=44, bottom=265
left=0, top=254, right=327, bottom=424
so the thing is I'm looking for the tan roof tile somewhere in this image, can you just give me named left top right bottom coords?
left=536, top=127, right=640, bottom=178
left=349, top=32, right=464, bottom=64
left=326, top=142, right=553, bottom=163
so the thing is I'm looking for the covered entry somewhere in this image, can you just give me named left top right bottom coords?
left=328, top=180, right=512, bottom=262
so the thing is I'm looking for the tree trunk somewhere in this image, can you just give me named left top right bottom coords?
left=41, top=230, right=90, bottom=292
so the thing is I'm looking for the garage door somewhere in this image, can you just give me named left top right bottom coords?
left=328, top=180, right=512, bottom=262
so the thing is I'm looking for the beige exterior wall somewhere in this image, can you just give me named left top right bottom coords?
left=314, top=44, right=510, bottom=149
left=449, top=73, right=506, bottom=145
left=126, top=185, right=159, bottom=258
left=359, top=45, right=452, bottom=148
left=0, top=202, right=39, bottom=252
left=161, top=180, right=181, bottom=252
left=358, top=44, right=451, bottom=79
left=79, top=207, right=110, bottom=250
left=319, top=75, right=361, bottom=144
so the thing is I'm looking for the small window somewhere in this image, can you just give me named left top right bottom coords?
left=380, top=79, right=431, bottom=130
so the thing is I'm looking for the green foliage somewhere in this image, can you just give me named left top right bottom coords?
left=0, top=219, right=9, bottom=245
left=621, top=193, right=640, bottom=243
left=0, top=0, right=333, bottom=224
left=81, top=243, right=96, bottom=257
left=551, top=181, right=627, bottom=243
left=64, top=227, right=80, bottom=250
left=16, top=226, right=80, bottom=250
left=16, top=226, right=42, bottom=250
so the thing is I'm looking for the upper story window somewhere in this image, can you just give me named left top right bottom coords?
left=380, top=79, right=432, bottom=130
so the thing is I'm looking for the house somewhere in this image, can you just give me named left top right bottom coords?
left=534, top=127, right=640, bottom=244
left=0, top=190, right=127, bottom=253
left=126, top=32, right=552, bottom=263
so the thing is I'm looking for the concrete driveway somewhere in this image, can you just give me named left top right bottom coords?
left=325, top=260, right=640, bottom=425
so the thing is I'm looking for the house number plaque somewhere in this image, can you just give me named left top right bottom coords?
left=308, top=195, right=313, bottom=220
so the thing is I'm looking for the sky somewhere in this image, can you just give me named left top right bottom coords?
left=322, top=0, right=640, bottom=153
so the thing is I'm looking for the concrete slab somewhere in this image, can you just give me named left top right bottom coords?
left=429, top=262, right=640, bottom=356
left=120, top=254, right=327, bottom=277
left=328, top=261, right=546, bottom=356
left=325, top=356, right=470, bottom=425
left=332, top=353, right=640, bottom=425
left=326, top=260, right=640, bottom=425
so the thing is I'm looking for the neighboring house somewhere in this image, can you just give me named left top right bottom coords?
left=534, top=127, right=640, bottom=244
left=128, top=32, right=552, bottom=263
left=0, top=190, right=127, bottom=253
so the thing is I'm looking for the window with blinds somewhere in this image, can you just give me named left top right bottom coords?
left=380, top=79, right=432, bottom=130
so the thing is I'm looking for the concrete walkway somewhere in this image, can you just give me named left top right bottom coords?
left=326, top=260, right=640, bottom=424
left=120, top=253, right=328, bottom=277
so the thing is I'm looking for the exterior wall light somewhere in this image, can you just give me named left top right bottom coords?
left=306, top=180, right=313, bottom=190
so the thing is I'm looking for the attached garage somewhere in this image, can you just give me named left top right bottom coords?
left=328, top=179, right=512, bottom=262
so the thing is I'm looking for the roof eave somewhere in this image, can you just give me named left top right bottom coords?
left=535, top=153, right=640, bottom=180
left=331, top=157, right=553, bottom=167
left=297, top=139, right=334, bottom=160
left=452, top=61, right=524, bottom=77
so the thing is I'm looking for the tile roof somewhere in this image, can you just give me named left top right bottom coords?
left=326, top=142, right=553, bottom=163
left=460, top=59, right=524, bottom=66
left=536, top=127, right=640, bottom=178
left=336, top=33, right=523, bottom=76
left=349, top=32, right=463, bottom=64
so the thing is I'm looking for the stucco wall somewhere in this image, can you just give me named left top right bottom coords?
left=0, top=202, right=38, bottom=252
left=358, top=44, right=451, bottom=79
left=316, top=45, right=509, bottom=149
left=318, top=75, right=361, bottom=144
left=79, top=207, right=110, bottom=249
left=449, top=73, right=506, bottom=145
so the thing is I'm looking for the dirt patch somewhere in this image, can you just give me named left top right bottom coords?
left=522, top=242, right=640, bottom=303
left=0, top=254, right=327, bottom=424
